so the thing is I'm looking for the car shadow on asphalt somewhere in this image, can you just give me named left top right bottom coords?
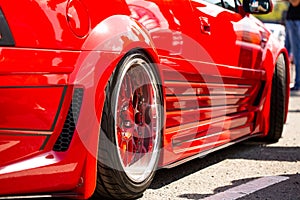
left=150, top=141, right=253, bottom=189
left=149, top=141, right=300, bottom=190
left=288, top=109, right=300, bottom=113
left=290, top=91, right=300, bottom=97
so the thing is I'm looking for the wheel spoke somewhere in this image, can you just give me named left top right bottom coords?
left=114, top=56, right=161, bottom=182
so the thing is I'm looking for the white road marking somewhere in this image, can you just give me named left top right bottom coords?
left=203, top=176, right=289, bottom=200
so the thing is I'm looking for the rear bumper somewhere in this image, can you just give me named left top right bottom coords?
left=0, top=47, right=89, bottom=196
left=0, top=44, right=125, bottom=198
left=0, top=150, right=86, bottom=196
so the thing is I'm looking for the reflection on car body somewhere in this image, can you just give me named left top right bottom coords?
left=0, top=0, right=289, bottom=199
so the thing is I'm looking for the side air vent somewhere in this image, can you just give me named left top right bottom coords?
left=0, top=8, right=15, bottom=46
left=253, top=81, right=265, bottom=106
left=53, top=88, right=84, bottom=152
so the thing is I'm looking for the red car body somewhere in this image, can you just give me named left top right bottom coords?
left=0, top=0, right=289, bottom=199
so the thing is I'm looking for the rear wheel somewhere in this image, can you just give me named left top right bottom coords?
left=265, top=54, right=286, bottom=142
left=94, top=50, right=163, bottom=199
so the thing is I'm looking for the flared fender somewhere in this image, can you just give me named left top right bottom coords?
left=70, top=15, right=160, bottom=199
left=82, top=15, right=156, bottom=52
left=256, top=43, right=290, bottom=136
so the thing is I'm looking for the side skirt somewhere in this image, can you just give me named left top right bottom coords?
left=163, top=133, right=262, bottom=169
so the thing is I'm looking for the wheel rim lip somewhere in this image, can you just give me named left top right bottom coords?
left=114, top=57, right=161, bottom=183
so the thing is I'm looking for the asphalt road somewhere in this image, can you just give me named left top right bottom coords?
left=140, top=93, right=300, bottom=200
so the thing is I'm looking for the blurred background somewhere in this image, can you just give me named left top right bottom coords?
left=255, top=0, right=296, bottom=87
left=256, top=0, right=288, bottom=47
left=256, top=0, right=289, bottom=23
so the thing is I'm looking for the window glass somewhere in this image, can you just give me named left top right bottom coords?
left=203, top=0, right=223, bottom=7
left=202, top=0, right=240, bottom=12
left=223, top=0, right=237, bottom=11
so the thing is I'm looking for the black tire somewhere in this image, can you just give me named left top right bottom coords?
left=265, top=54, right=286, bottom=143
left=93, top=50, right=163, bottom=200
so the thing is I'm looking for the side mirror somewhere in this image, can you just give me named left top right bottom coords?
left=243, top=0, right=273, bottom=14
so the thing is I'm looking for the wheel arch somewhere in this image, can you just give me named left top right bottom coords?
left=72, top=15, right=162, bottom=199
left=256, top=47, right=290, bottom=137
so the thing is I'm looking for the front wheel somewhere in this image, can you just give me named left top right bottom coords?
left=94, top=50, right=163, bottom=199
left=265, top=54, right=287, bottom=143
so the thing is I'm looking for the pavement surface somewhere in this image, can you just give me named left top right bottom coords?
left=140, top=93, right=300, bottom=200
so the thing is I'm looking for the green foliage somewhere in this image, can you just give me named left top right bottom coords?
left=255, top=2, right=289, bottom=23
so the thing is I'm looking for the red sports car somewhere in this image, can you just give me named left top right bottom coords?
left=0, top=0, right=289, bottom=199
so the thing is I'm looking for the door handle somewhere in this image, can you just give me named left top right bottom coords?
left=200, top=17, right=211, bottom=35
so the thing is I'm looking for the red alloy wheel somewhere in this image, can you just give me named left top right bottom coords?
left=114, top=54, right=162, bottom=183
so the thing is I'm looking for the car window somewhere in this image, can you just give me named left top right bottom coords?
left=203, top=0, right=223, bottom=7
left=203, top=0, right=239, bottom=12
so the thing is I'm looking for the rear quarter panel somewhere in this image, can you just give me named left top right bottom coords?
left=0, top=0, right=130, bottom=50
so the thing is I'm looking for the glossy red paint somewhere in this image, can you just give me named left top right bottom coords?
left=0, top=86, right=65, bottom=131
left=66, top=0, right=90, bottom=38
left=0, top=0, right=289, bottom=199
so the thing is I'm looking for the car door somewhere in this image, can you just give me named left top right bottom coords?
left=153, top=0, right=268, bottom=160
left=163, top=0, right=268, bottom=161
